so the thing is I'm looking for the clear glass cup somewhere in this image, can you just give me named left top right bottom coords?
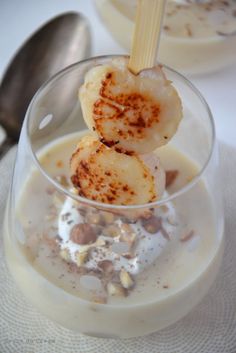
left=3, top=55, right=224, bottom=338
left=95, top=0, right=236, bottom=74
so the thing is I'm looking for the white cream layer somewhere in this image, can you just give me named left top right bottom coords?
left=58, top=196, right=178, bottom=275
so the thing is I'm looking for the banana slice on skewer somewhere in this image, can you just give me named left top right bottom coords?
left=70, top=135, right=165, bottom=206
left=79, top=57, right=182, bottom=155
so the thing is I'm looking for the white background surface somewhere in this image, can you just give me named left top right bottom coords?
left=0, top=0, right=235, bottom=146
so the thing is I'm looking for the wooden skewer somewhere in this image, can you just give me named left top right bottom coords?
left=128, top=0, right=166, bottom=75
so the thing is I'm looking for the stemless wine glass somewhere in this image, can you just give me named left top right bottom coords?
left=3, top=55, right=224, bottom=339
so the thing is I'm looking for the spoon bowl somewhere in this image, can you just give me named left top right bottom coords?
left=0, top=12, right=91, bottom=148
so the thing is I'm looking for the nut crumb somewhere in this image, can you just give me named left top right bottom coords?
left=98, top=260, right=114, bottom=274
left=103, top=224, right=120, bottom=238
left=86, top=212, right=102, bottom=225
left=101, top=211, right=115, bottom=224
left=70, top=224, right=97, bottom=245
left=60, top=248, right=71, bottom=262
left=120, top=269, right=134, bottom=289
left=161, top=227, right=170, bottom=241
left=56, top=160, right=63, bottom=168
left=76, top=250, right=89, bottom=266
left=92, top=296, right=107, bottom=304
left=142, top=216, right=162, bottom=234
left=120, top=223, right=136, bottom=245
left=180, top=230, right=195, bottom=242
left=107, top=282, right=127, bottom=297
left=165, top=170, right=179, bottom=188
left=55, top=175, right=69, bottom=188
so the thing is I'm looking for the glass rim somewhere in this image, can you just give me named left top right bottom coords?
left=25, top=54, right=216, bottom=211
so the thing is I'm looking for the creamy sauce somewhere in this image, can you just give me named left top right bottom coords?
left=95, top=0, right=236, bottom=74
left=113, top=0, right=236, bottom=38
left=4, top=131, right=223, bottom=337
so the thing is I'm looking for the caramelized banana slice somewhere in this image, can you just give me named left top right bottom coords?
left=70, top=135, right=165, bottom=206
left=79, top=57, right=182, bottom=154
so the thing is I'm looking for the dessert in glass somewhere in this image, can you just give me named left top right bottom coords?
left=95, top=0, right=236, bottom=74
left=4, top=55, right=224, bottom=338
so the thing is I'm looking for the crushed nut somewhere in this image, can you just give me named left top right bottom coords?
left=95, top=237, right=106, bottom=247
left=98, top=260, right=114, bottom=274
left=107, top=282, right=127, bottom=297
left=142, top=216, right=162, bottom=234
left=180, top=230, right=195, bottom=242
left=160, top=205, right=169, bottom=213
left=60, top=248, right=71, bottom=262
left=53, top=193, right=65, bottom=208
left=161, top=227, right=170, bottom=241
left=76, top=250, right=89, bottom=266
left=46, top=186, right=56, bottom=195
left=101, top=211, right=115, bottom=224
left=119, top=269, right=134, bottom=289
left=42, top=233, right=59, bottom=249
left=45, top=213, right=57, bottom=221
left=55, top=175, right=70, bottom=188
left=120, top=223, right=136, bottom=245
left=123, top=253, right=135, bottom=260
left=25, top=234, right=40, bottom=259
left=92, top=296, right=107, bottom=304
left=165, top=170, right=179, bottom=188
left=167, top=214, right=177, bottom=226
left=70, top=224, right=97, bottom=245
left=46, top=205, right=57, bottom=220
left=86, top=212, right=102, bottom=225
left=103, top=224, right=120, bottom=238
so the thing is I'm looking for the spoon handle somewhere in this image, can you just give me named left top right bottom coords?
left=0, top=137, right=15, bottom=160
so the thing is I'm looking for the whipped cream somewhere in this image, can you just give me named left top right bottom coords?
left=58, top=196, right=178, bottom=275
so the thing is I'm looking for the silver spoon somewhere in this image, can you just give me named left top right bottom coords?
left=0, top=12, right=91, bottom=158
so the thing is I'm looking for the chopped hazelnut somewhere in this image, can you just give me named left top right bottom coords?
left=180, top=230, right=195, bottom=242
left=70, top=224, right=97, bottom=245
left=120, top=223, right=136, bottom=245
left=45, top=213, right=57, bottom=221
left=103, top=224, right=120, bottom=238
left=95, top=237, right=106, bottom=247
left=101, top=211, right=115, bottom=224
left=160, top=205, right=169, bottom=213
left=60, top=248, right=71, bottom=262
left=46, top=186, right=55, bottom=195
left=53, top=193, right=65, bottom=207
left=161, top=227, right=170, bottom=241
left=119, top=269, right=134, bottom=289
left=43, top=233, right=59, bottom=249
left=107, top=282, right=127, bottom=297
left=167, top=214, right=177, bottom=226
left=98, top=260, right=114, bottom=274
left=86, top=212, right=102, bottom=225
left=92, top=296, right=107, bottom=304
left=25, top=234, right=40, bottom=259
left=55, top=175, right=70, bottom=187
left=165, top=170, right=179, bottom=188
left=76, top=250, right=89, bottom=266
left=142, top=216, right=162, bottom=234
